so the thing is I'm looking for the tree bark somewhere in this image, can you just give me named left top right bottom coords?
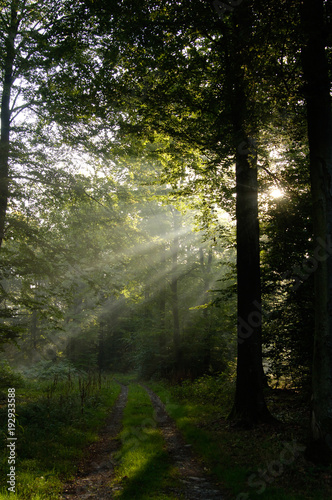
left=301, top=0, right=332, bottom=464
left=227, top=2, right=272, bottom=426
left=171, top=209, right=181, bottom=367
left=98, top=320, right=106, bottom=370
left=0, top=1, right=19, bottom=248
left=200, top=246, right=213, bottom=373
left=230, top=129, right=271, bottom=426
left=158, top=243, right=166, bottom=351
left=31, top=310, right=38, bottom=349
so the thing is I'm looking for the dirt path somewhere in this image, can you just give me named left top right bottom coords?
left=61, top=384, right=128, bottom=500
left=61, top=383, right=225, bottom=499
left=143, top=385, right=224, bottom=500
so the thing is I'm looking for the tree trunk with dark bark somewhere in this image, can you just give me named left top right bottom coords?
left=200, top=246, right=213, bottom=373
left=227, top=2, right=272, bottom=426
left=301, top=0, right=332, bottom=465
left=229, top=130, right=272, bottom=426
left=159, top=243, right=166, bottom=352
left=171, top=209, right=181, bottom=371
left=0, top=1, right=19, bottom=248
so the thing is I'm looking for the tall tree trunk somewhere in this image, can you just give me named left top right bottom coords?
left=227, top=2, right=272, bottom=426
left=230, top=129, right=271, bottom=425
left=0, top=1, right=19, bottom=248
left=171, top=209, right=181, bottom=368
left=301, top=0, right=332, bottom=464
left=159, top=243, right=166, bottom=351
left=31, top=310, right=38, bottom=349
left=98, top=320, right=106, bottom=371
left=200, top=246, right=213, bottom=373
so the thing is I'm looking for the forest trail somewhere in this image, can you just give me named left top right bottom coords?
left=61, top=384, right=129, bottom=499
left=143, top=385, right=224, bottom=499
left=61, top=382, right=225, bottom=499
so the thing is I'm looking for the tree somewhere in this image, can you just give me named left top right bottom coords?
left=300, top=0, right=332, bottom=464
left=170, top=208, right=181, bottom=368
left=221, top=2, right=273, bottom=425
left=90, top=0, right=274, bottom=423
left=0, top=0, right=19, bottom=248
left=0, top=0, right=103, bottom=249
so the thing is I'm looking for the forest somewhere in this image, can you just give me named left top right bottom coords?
left=0, top=0, right=332, bottom=498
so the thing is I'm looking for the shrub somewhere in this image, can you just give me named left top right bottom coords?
left=0, top=361, right=24, bottom=390
left=172, top=372, right=235, bottom=409
left=21, top=359, right=83, bottom=381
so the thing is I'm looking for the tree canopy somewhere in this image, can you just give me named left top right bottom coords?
left=1, top=0, right=332, bottom=462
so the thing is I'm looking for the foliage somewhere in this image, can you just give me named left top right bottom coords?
left=20, top=359, right=84, bottom=381
left=0, top=361, right=24, bottom=389
left=149, top=381, right=328, bottom=500
left=0, top=361, right=24, bottom=401
left=171, top=372, right=236, bottom=411
left=0, top=0, right=330, bottom=469
left=0, top=373, right=120, bottom=499
left=261, top=157, right=313, bottom=389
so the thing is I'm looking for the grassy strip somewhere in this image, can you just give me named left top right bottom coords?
left=148, top=379, right=330, bottom=500
left=111, top=384, right=180, bottom=500
left=0, top=375, right=121, bottom=499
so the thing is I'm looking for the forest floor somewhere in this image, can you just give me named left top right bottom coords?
left=61, top=384, right=129, bottom=500
left=58, top=377, right=332, bottom=500
left=2, top=372, right=332, bottom=499
left=142, top=384, right=224, bottom=499
left=60, top=382, right=225, bottom=499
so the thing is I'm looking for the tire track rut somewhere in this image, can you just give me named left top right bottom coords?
left=143, top=385, right=224, bottom=500
left=61, top=383, right=225, bottom=499
left=61, top=384, right=128, bottom=500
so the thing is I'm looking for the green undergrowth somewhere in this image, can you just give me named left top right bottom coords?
left=148, top=375, right=332, bottom=500
left=0, top=370, right=121, bottom=499
left=111, top=384, right=180, bottom=500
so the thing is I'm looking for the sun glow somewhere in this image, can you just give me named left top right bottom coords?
left=270, top=187, right=284, bottom=199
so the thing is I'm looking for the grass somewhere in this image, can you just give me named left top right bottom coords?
left=148, top=376, right=332, bottom=500
left=2, top=367, right=331, bottom=499
left=110, top=384, right=181, bottom=500
left=0, top=373, right=121, bottom=499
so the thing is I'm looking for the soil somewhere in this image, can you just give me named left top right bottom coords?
left=143, top=385, right=225, bottom=500
left=61, top=383, right=225, bottom=499
left=60, top=384, right=128, bottom=500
